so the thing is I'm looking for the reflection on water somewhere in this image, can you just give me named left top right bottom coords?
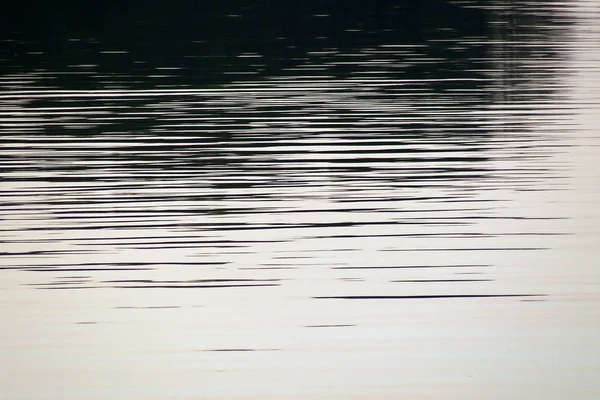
left=2, top=1, right=600, bottom=399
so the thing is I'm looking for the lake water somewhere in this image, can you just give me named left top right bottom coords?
left=2, top=2, right=600, bottom=399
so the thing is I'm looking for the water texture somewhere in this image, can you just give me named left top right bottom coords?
left=1, top=1, right=599, bottom=399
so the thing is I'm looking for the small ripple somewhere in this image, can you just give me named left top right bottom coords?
left=314, top=294, right=547, bottom=300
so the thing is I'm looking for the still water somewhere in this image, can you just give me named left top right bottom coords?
left=1, top=1, right=600, bottom=399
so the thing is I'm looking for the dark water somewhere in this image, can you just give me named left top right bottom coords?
left=2, top=2, right=600, bottom=399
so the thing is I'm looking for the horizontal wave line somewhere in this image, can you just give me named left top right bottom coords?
left=314, top=294, right=546, bottom=300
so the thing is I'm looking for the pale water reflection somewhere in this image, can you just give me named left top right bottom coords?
left=1, top=1, right=600, bottom=399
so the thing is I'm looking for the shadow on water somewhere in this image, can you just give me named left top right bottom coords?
left=1, top=1, right=486, bottom=88
left=0, top=1, right=581, bottom=299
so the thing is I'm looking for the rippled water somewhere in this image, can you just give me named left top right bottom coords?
left=2, top=2, right=600, bottom=399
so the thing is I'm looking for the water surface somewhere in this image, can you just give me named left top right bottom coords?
left=2, top=2, right=600, bottom=399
